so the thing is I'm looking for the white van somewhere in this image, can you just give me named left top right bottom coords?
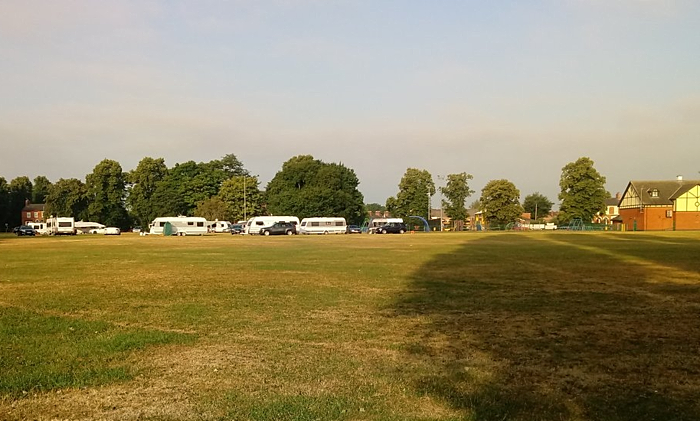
left=149, top=216, right=208, bottom=236
left=245, top=216, right=300, bottom=235
left=368, top=218, right=404, bottom=234
left=210, top=220, right=232, bottom=233
left=27, top=222, right=48, bottom=235
left=46, top=217, right=76, bottom=235
left=299, top=217, right=347, bottom=235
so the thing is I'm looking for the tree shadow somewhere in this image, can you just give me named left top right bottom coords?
left=392, top=233, right=700, bottom=421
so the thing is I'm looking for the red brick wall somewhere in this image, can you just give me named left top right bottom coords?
left=674, top=212, right=700, bottom=231
left=619, top=207, right=673, bottom=231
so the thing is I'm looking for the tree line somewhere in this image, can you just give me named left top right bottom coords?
left=0, top=154, right=607, bottom=231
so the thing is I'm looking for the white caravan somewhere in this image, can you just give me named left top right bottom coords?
left=245, top=216, right=300, bottom=235
left=368, top=217, right=404, bottom=234
left=74, top=221, right=106, bottom=234
left=27, top=222, right=48, bottom=235
left=46, top=217, right=76, bottom=235
left=299, top=217, right=347, bottom=235
left=149, top=216, right=208, bottom=236
left=209, top=220, right=232, bottom=233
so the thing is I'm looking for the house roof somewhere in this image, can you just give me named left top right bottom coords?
left=625, top=180, right=700, bottom=205
left=22, top=203, right=45, bottom=211
left=604, top=197, right=619, bottom=206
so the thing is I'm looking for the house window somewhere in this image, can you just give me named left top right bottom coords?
left=666, top=210, right=673, bottom=218
left=650, top=189, right=659, bottom=198
left=26, top=212, right=31, bottom=218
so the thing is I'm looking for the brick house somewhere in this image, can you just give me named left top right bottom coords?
left=21, top=201, right=46, bottom=225
left=618, top=177, right=700, bottom=231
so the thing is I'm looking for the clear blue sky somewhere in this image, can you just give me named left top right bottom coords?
left=2, top=0, right=699, bottom=206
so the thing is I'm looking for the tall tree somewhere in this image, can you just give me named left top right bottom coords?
left=8, top=176, right=33, bottom=227
left=45, top=178, right=88, bottom=220
left=32, top=176, right=52, bottom=204
left=0, top=177, right=10, bottom=231
left=85, top=159, right=129, bottom=228
left=194, top=196, right=229, bottom=222
left=558, top=157, right=609, bottom=223
left=522, top=192, right=554, bottom=220
left=218, top=175, right=264, bottom=222
left=265, top=155, right=365, bottom=223
left=127, top=157, right=168, bottom=227
left=440, top=172, right=475, bottom=223
left=479, top=179, right=523, bottom=227
left=386, top=168, right=435, bottom=220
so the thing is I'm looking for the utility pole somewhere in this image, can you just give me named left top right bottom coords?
left=243, top=175, right=247, bottom=221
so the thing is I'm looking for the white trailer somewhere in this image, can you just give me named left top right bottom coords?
left=46, top=217, right=76, bottom=235
left=368, top=218, right=403, bottom=234
left=209, top=220, right=232, bottom=233
left=27, top=222, right=48, bottom=235
left=299, top=217, right=347, bottom=235
left=149, top=216, right=208, bottom=236
left=244, top=216, right=300, bottom=235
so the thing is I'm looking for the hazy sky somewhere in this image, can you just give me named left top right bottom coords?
left=2, top=0, right=699, bottom=206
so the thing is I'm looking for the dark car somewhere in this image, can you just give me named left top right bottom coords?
left=260, top=222, right=297, bottom=236
left=375, top=222, right=407, bottom=234
left=14, top=225, right=36, bottom=236
left=230, top=223, right=244, bottom=235
left=347, top=225, right=362, bottom=234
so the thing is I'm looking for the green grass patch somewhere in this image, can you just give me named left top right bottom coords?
left=0, top=306, right=193, bottom=397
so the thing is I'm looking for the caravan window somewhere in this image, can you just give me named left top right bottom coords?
left=335, top=221, right=345, bottom=226
left=159, top=222, right=166, bottom=227
left=188, top=221, right=194, bottom=226
left=301, top=221, right=307, bottom=227
left=197, top=222, right=204, bottom=227
left=58, top=221, right=72, bottom=228
left=256, top=221, right=264, bottom=226
left=311, top=222, right=319, bottom=227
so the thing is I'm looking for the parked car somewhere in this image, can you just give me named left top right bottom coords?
left=104, top=227, right=121, bottom=235
left=347, top=225, right=362, bottom=234
left=260, top=222, right=297, bottom=236
left=375, top=222, right=407, bottom=234
left=230, top=223, right=244, bottom=235
left=14, top=225, right=36, bottom=236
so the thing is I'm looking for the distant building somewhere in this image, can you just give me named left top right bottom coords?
left=21, top=201, right=46, bottom=225
left=593, top=192, right=621, bottom=225
left=618, top=177, right=700, bottom=231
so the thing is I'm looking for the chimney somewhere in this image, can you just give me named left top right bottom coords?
left=677, top=175, right=683, bottom=181
left=25, top=199, right=30, bottom=207
left=615, top=192, right=621, bottom=200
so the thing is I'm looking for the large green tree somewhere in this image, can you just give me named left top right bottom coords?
left=8, top=176, right=33, bottom=227
left=45, top=178, right=88, bottom=220
left=127, top=157, right=168, bottom=227
left=32, top=176, right=52, bottom=204
left=440, top=172, right=474, bottom=223
left=479, top=179, right=523, bottom=227
left=265, top=155, right=365, bottom=223
left=558, top=157, right=609, bottom=224
left=194, top=196, right=229, bottom=222
left=85, top=159, right=129, bottom=228
left=151, top=154, right=247, bottom=217
left=522, top=192, right=554, bottom=221
left=217, top=175, right=264, bottom=222
left=386, top=168, right=435, bottom=220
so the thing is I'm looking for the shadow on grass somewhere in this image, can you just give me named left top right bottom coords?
left=393, top=233, right=700, bottom=421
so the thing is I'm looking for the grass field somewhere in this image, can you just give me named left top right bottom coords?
left=2, top=231, right=700, bottom=420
